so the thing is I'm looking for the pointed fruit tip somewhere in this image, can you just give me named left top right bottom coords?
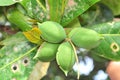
left=33, top=56, right=37, bottom=59
left=64, top=71, right=68, bottom=76
left=37, top=22, right=42, bottom=26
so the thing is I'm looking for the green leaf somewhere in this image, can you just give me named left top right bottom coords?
left=0, top=32, right=37, bottom=80
left=91, top=21, right=120, bottom=60
left=101, top=0, right=120, bottom=15
left=0, top=9, right=6, bottom=25
left=30, top=0, right=48, bottom=22
left=65, top=18, right=81, bottom=28
left=0, top=0, right=21, bottom=6
left=47, top=0, right=68, bottom=23
left=7, top=8, right=32, bottom=31
left=0, top=32, right=50, bottom=80
left=60, top=0, right=100, bottom=26
left=0, top=32, right=27, bottom=46
left=80, top=3, right=113, bottom=26
left=20, top=0, right=33, bottom=17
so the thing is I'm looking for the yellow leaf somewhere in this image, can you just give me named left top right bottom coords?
left=23, top=27, right=43, bottom=44
left=28, top=61, right=50, bottom=80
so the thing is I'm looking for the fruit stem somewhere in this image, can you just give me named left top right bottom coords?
left=69, top=39, right=80, bottom=80
left=0, top=45, right=39, bottom=70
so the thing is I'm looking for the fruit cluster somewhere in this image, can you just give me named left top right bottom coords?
left=33, top=21, right=103, bottom=76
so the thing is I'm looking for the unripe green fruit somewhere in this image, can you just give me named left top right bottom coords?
left=69, top=28, right=103, bottom=49
left=56, top=41, right=75, bottom=76
left=33, top=42, right=59, bottom=62
left=38, top=21, right=66, bottom=43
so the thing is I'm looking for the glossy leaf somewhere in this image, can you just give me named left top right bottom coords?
left=30, top=0, right=48, bottom=22
left=0, top=32, right=49, bottom=80
left=0, top=0, right=21, bottom=6
left=7, top=8, right=32, bottom=31
left=20, top=0, right=33, bottom=17
left=101, top=0, right=120, bottom=15
left=60, top=0, right=100, bottom=26
left=80, top=3, right=113, bottom=26
left=65, top=18, right=81, bottom=28
left=23, top=27, right=43, bottom=44
left=0, top=8, right=6, bottom=25
left=91, top=21, right=120, bottom=60
left=0, top=32, right=36, bottom=79
left=47, top=0, right=68, bottom=23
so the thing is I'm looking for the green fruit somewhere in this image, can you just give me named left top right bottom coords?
left=33, top=42, right=59, bottom=62
left=38, top=21, right=66, bottom=43
left=69, top=28, right=103, bottom=49
left=56, top=41, right=75, bottom=76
